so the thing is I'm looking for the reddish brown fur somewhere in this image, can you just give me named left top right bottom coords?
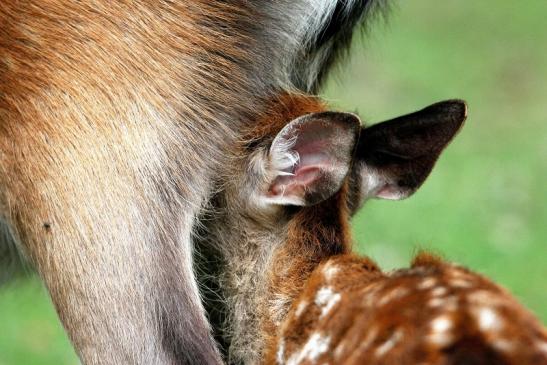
left=260, top=185, right=353, bottom=353
left=204, top=92, right=475, bottom=363
left=242, top=93, right=328, bottom=146
left=201, top=92, right=358, bottom=362
left=0, top=2, right=282, bottom=363
left=243, top=93, right=353, bottom=345
left=265, top=252, right=547, bottom=365
left=0, top=1, right=387, bottom=363
left=217, top=94, right=547, bottom=365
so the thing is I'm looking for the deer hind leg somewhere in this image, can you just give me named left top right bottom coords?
left=1, top=154, right=222, bottom=364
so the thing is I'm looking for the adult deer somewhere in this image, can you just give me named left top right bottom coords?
left=200, top=94, right=482, bottom=363
left=0, top=1, right=387, bottom=364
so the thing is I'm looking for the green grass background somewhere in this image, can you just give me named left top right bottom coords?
left=1, top=1, right=545, bottom=364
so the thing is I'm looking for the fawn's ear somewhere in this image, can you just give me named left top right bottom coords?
left=356, top=100, right=467, bottom=200
left=262, top=112, right=360, bottom=206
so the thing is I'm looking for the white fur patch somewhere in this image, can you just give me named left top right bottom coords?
left=375, top=329, right=403, bottom=357
left=287, top=333, right=331, bottom=365
left=431, top=286, right=448, bottom=297
left=283, top=0, right=356, bottom=90
left=378, top=287, right=409, bottom=305
left=295, top=300, right=308, bottom=318
left=492, top=338, right=515, bottom=353
left=427, top=297, right=448, bottom=308
left=270, top=294, right=292, bottom=326
left=300, top=0, right=340, bottom=44
left=432, top=316, right=453, bottom=333
left=277, top=338, right=286, bottom=364
left=315, top=287, right=341, bottom=317
left=263, top=115, right=309, bottom=206
left=360, top=164, right=385, bottom=198
left=323, top=264, right=340, bottom=281
left=249, top=151, right=268, bottom=178
left=467, top=290, right=503, bottom=306
left=418, top=277, right=437, bottom=290
left=474, top=307, right=502, bottom=332
left=449, top=278, right=473, bottom=289
left=536, top=340, right=547, bottom=354
left=270, top=132, right=299, bottom=176
left=427, top=315, right=454, bottom=347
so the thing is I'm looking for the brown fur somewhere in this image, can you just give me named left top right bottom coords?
left=242, top=93, right=327, bottom=146
left=260, top=184, right=353, bottom=354
left=0, top=2, right=320, bottom=364
left=0, top=0, right=389, bottom=362
left=0, top=2, right=252, bottom=363
left=267, top=253, right=547, bottom=364
left=201, top=93, right=332, bottom=363
left=203, top=92, right=544, bottom=364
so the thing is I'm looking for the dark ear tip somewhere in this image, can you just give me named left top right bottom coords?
left=432, top=99, right=468, bottom=124
left=345, top=113, right=363, bottom=134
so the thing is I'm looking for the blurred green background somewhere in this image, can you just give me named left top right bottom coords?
left=1, top=1, right=545, bottom=364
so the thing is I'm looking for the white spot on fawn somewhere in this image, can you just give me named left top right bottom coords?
left=323, top=264, right=339, bottom=281
left=378, top=287, right=410, bottom=305
left=450, top=278, right=473, bottom=288
left=295, top=300, right=308, bottom=318
left=475, top=307, right=502, bottom=332
left=418, top=277, right=437, bottom=290
left=536, top=340, right=547, bottom=354
left=287, top=333, right=330, bottom=365
left=427, top=315, right=454, bottom=347
left=431, top=286, right=448, bottom=297
left=440, top=296, right=459, bottom=311
left=432, top=316, right=453, bottom=333
left=492, top=338, right=515, bottom=353
left=428, top=297, right=447, bottom=308
left=448, top=268, right=471, bottom=280
left=315, top=287, right=341, bottom=318
left=277, top=338, right=286, bottom=364
left=375, top=329, right=404, bottom=357
left=468, top=290, right=502, bottom=306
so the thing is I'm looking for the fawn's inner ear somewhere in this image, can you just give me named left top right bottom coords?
left=356, top=99, right=467, bottom=200
left=261, top=111, right=361, bottom=207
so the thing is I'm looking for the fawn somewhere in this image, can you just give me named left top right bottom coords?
left=0, top=1, right=387, bottom=363
left=267, top=254, right=547, bottom=364
left=203, top=93, right=546, bottom=364
left=200, top=93, right=471, bottom=363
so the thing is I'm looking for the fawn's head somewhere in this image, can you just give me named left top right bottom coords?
left=220, top=95, right=468, bottom=231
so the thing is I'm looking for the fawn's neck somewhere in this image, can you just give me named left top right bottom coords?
left=202, top=93, right=354, bottom=364
left=204, top=183, right=353, bottom=365
left=255, top=188, right=353, bottom=363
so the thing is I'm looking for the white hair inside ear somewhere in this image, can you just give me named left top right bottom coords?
left=254, top=112, right=361, bottom=207
left=270, top=131, right=300, bottom=178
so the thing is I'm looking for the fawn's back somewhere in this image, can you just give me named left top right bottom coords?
left=271, top=253, right=547, bottom=365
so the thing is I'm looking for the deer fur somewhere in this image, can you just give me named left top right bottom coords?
left=0, top=1, right=386, bottom=364
left=200, top=94, right=468, bottom=363
left=202, top=93, right=546, bottom=364
left=267, top=253, right=547, bottom=364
